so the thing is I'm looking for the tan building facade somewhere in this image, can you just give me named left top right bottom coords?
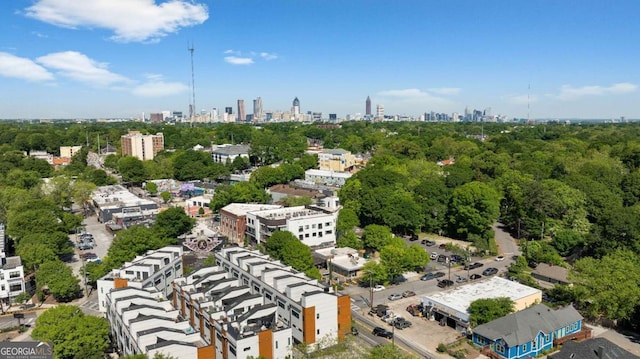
left=318, top=148, right=356, bottom=172
left=121, top=131, right=164, bottom=160
left=60, top=145, right=82, bottom=158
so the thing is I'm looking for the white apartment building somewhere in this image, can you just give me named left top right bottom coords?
left=121, top=131, right=164, bottom=161
left=211, top=144, right=250, bottom=164
left=97, top=246, right=183, bottom=313
left=0, top=224, right=25, bottom=305
left=245, top=206, right=338, bottom=248
left=60, top=145, right=82, bottom=158
left=105, top=287, right=212, bottom=359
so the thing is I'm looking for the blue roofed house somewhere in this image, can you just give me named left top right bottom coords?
left=473, top=304, right=590, bottom=359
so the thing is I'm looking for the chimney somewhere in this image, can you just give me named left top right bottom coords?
left=597, top=345, right=605, bottom=359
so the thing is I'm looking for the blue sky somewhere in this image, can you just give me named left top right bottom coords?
left=1, top=0, right=639, bottom=120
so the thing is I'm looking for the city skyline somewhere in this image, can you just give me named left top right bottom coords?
left=1, top=0, right=639, bottom=119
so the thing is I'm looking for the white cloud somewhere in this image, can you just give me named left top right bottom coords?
left=224, top=56, right=254, bottom=65
left=223, top=49, right=237, bottom=55
left=377, top=88, right=454, bottom=109
left=24, top=0, right=209, bottom=43
left=0, top=52, right=54, bottom=81
left=556, top=82, right=637, bottom=100
left=131, top=75, right=188, bottom=97
left=36, top=51, right=131, bottom=86
left=260, top=52, right=278, bottom=60
left=427, top=87, right=461, bottom=95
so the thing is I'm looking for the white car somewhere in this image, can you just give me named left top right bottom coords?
left=372, top=285, right=385, bottom=292
left=430, top=252, right=438, bottom=260
left=495, top=255, right=505, bottom=261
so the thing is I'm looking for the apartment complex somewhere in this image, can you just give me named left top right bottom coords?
left=0, top=224, right=25, bottom=305
left=317, top=148, right=356, bottom=172
left=219, top=203, right=282, bottom=245
left=121, top=131, right=164, bottom=161
left=60, top=145, right=83, bottom=158
left=210, top=144, right=250, bottom=164
left=245, top=205, right=338, bottom=248
left=98, top=246, right=183, bottom=313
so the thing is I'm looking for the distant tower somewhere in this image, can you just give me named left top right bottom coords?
left=292, top=97, right=300, bottom=116
left=188, top=42, right=196, bottom=125
left=366, top=96, right=372, bottom=116
left=376, top=104, right=384, bottom=119
left=237, top=99, right=245, bottom=122
left=253, top=97, right=263, bottom=122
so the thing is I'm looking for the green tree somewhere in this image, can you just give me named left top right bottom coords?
left=336, top=208, right=360, bottom=235
left=71, top=180, right=97, bottom=215
left=160, top=191, right=172, bottom=203
left=468, top=297, right=515, bottom=327
left=570, top=250, right=640, bottom=321
left=105, top=226, right=175, bottom=269
left=280, top=195, right=313, bottom=207
left=447, top=181, right=500, bottom=241
left=118, top=156, right=147, bottom=184
left=32, top=305, right=110, bottom=359
left=367, top=344, right=416, bottom=359
left=336, top=230, right=363, bottom=250
left=16, top=241, right=57, bottom=271
left=154, top=207, right=195, bottom=239
left=36, top=260, right=81, bottom=302
left=265, top=231, right=316, bottom=275
left=361, top=224, right=393, bottom=251
left=145, top=181, right=158, bottom=195
left=360, top=260, right=388, bottom=285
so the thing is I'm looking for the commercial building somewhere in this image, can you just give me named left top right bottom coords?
left=422, top=276, right=542, bottom=331
left=211, top=144, right=250, bottom=164
left=304, top=169, right=352, bottom=187
left=219, top=204, right=282, bottom=245
left=121, top=131, right=164, bottom=161
left=245, top=205, right=338, bottom=248
left=473, top=304, right=587, bottom=359
left=317, top=149, right=356, bottom=172
left=98, top=246, right=183, bottom=313
left=60, top=145, right=82, bottom=159
left=92, top=185, right=159, bottom=223
left=314, top=247, right=366, bottom=282
left=365, top=96, right=371, bottom=116
left=237, top=99, right=246, bottom=123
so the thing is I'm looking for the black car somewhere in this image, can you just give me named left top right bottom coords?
left=450, top=254, right=464, bottom=263
left=437, top=254, right=448, bottom=263
left=470, top=274, right=482, bottom=280
left=437, top=279, right=454, bottom=288
left=464, top=262, right=484, bottom=270
left=420, top=272, right=436, bottom=281
left=372, top=326, right=394, bottom=339
left=350, top=327, right=359, bottom=336
left=482, top=267, right=499, bottom=276
left=433, top=271, right=446, bottom=279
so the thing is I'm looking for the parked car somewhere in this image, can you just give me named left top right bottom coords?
left=495, top=255, right=505, bottom=261
left=394, top=319, right=412, bottom=330
left=439, top=243, right=447, bottom=249
left=482, top=267, right=499, bottom=276
left=409, top=234, right=419, bottom=241
left=450, top=254, right=464, bottom=263
left=402, top=290, right=416, bottom=298
left=77, top=242, right=93, bottom=250
left=372, top=327, right=394, bottom=339
left=80, top=252, right=97, bottom=260
left=470, top=274, right=482, bottom=280
left=421, top=239, right=436, bottom=246
left=350, top=327, right=359, bottom=336
left=455, top=275, right=468, bottom=283
left=373, top=285, right=385, bottom=292
left=463, top=262, right=484, bottom=270
left=86, top=257, right=102, bottom=264
left=437, top=254, right=448, bottom=263
left=437, top=279, right=454, bottom=288
left=388, top=293, right=403, bottom=301
left=433, top=272, right=445, bottom=279
left=430, top=252, right=438, bottom=260
left=421, top=273, right=436, bottom=281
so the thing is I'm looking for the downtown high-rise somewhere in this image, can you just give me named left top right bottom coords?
left=237, top=99, right=245, bottom=123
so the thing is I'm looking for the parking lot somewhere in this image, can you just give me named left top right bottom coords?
left=68, top=215, right=114, bottom=286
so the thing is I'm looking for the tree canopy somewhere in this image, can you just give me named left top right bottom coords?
left=468, top=297, right=515, bottom=327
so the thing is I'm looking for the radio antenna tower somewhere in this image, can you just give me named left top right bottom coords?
left=188, top=42, right=196, bottom=126
left=527, top=82, right=531, bottom=123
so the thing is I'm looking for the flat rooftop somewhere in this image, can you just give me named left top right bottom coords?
left=251, top=206, right=330, bottom=221
left=93, top=185, right=157, bottom=209
left=422, top=276, right=542, bottom=322
left=221, top=203, right=282, bottom=217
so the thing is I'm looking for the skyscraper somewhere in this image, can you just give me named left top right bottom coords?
left=292, top=97, right=300, bottom=116
left=253, top=97, right=263, bottom=122
left=237, top=99, right=245, bottom=123
left=376, top=104, right=384, bottom=119
left=366, top=96, right=371, bottom=116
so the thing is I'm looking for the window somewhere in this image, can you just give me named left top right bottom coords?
left=292, top=311, right=300, bottom=319
left=545, top=334, right=551, bottom=342
left=305, top=233, right=309, bottom=238
left=312, top=232, right=316, bottom=237
left=318, top=223, right=323, bottom=229
left=325, top=222, right=331, bottom=227
left=496, top=344, right=504, bottom=353
left=532, top=339, right=537, bottom=349
left=9, top=271, right=20, bottom=279
left=521, top=344, right=527, bottom=351
left=305, top=225, right=309, bottom=229
left=299, top=226, right=303, bottom=232
left=165, top=269, right=173, bottom=277
left=477, top=337, right=484, bottom=345
left=278, top=301, right=285, bottom=309
left=316, top=313, right=319, bottom=319
left=175, top=263, right=181, bottom=271
left=299, top=235, right=303, bottom=240
left=0, top=285, right=4, bottom=291
left=312, top=224, right=316, bottom=229
left=317, top=329, right=320, bottom=335
left=154, top=278, right=162, bottom=285
left=319, top=232, right=323, bottom=237
left=244, top=347, right=251, bottom=352
left=325, top=230, right=332, bottom=234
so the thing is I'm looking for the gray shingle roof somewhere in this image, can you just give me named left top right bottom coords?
left=474, top=304, right=583, bottom=347
left=549, top=337, right=640, bottom=359
left=212, top=144, right=250, bottom=156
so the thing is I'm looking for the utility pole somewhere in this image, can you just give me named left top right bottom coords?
left=188, top=42, right=196, bottom=127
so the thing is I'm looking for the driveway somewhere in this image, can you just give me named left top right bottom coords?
left=493, top=223, right=521, bottom=257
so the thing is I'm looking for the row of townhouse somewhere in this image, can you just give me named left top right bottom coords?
left=103, top=246, right=350, bottom=359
